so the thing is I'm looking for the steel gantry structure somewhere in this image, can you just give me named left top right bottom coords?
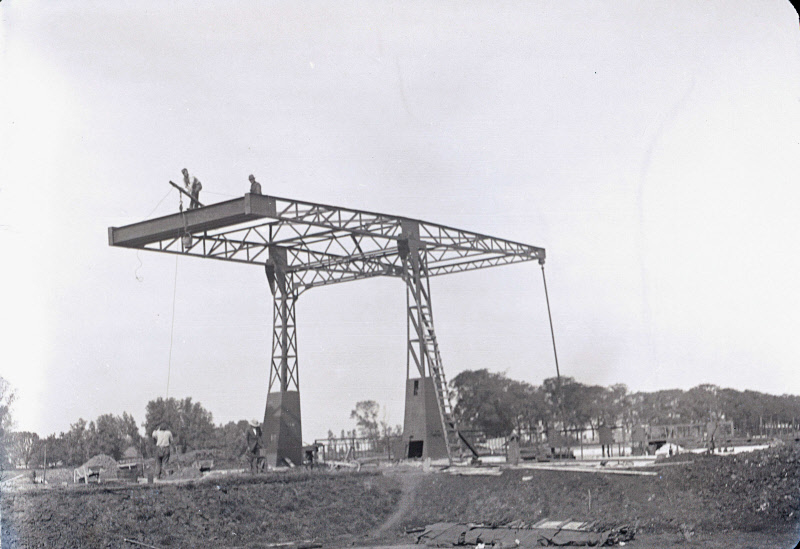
left=109, top=192, right=546, bottom=465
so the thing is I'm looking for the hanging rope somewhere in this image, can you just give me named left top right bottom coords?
left=540, top=259, right=561, bottom=381
left=134, top=252, right=144, bottom=282
left=165, top=255, right=179, bottom=398
left=145, top=188, right=173, bottom=219
left=540, top=258, right=568, bottom=450
left=134, top=188, right=175, bottom=282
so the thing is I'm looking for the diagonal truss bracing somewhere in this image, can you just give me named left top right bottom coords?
left=109, top=190, right=548, bottom=465
left=109, top=193, right=545, bottom=292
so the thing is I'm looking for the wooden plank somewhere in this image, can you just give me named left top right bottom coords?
left=520, top=464, right=657, bottom=476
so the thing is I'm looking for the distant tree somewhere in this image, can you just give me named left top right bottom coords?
left=380, top=422, right=403, bottom=437
left=576, top=384, right=607, bottom=436
left=541, top=376, right=587, bottom=437
left=503, top=378, right=546, bottom=435
left=91, top=413, right=142, bottom=460
left=682, top=384, right=722, bottom=422
left=451, top=369, right=539, bottom=437
left=177, top=398, right=215, bottom=452
left=61, top=419, right=93, bottom=466
left=607, top=384, right=633, bottom=432
left=144, top=398, right=182, bottom=439
left=212, top=420, right=248, bottom=459
left=9, top=432, right=39, bottom=468
left=540, top=376, right=563, bottom=422
left=351, top=400, right=380, bottom=439
left=0, top=376, right=16, bottom=468
left=632, top=389, right=684, bottom=425
left=0, top=377, right=14, bottom=431
left=40, top=433, right=70, bottom=467
left=452, top=369, right=508, bottom=436
left=145, top=397, right=215, bottom=453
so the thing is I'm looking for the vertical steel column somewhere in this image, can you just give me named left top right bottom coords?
left=399, top=221, right=457, bottom=462
left=263, top=246, right=302, bottom=467
left=269, top=290, right=298, bottom=393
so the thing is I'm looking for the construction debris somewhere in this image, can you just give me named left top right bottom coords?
left=519, top=463, right=656, bottom=476
left=123, top=538, right=161, bottom=548
left=446, top=467, right=502, bottom=477
left=264, top=540, right=322, bottom=549
left=415, top=520, right=636, bottom=547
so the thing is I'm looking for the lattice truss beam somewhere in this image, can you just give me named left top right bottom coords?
left=108, top=193, right=546, bottom=292
left=270, top=292, right=298, bottom=392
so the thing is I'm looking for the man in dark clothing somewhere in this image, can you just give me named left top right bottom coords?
left=189, top=177, right=202, bottom=209
left=248, top=174, right=262, bottom=195
left=245, top=419, right=263, bottom=473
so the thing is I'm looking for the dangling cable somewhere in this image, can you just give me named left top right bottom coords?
left=540, top=259, right=561, bottom=381
left=134, top=252, right=144, bottom=282
left=145, top=188, right=173, bottom=219
left=541, top=258, right=567, bottom=452
left=165, top=255, right=179, bottom=398
left=134, top=188, right=174, bottom=282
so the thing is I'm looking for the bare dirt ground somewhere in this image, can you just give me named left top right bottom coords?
left=369, top=471, right=424, bottom=540
left=2, top=443, right=799, bottom=548
left=369, top=442, right=800, bottom=548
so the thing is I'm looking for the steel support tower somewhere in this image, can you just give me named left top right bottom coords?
left=109, top=193, right=545, bottom=464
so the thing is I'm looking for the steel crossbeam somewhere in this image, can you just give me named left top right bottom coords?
left=109, top=193, right=545, bottom=291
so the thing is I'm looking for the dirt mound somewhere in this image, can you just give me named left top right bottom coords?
left=397, top=443, right=800, bottom=535
left=155, top=449, right=216, bottom=479
left=166, top=466, right=202, bottom=480
left=169, top=449, right=217, bottom=466
left=80, top=454, right=119, bottom=481
left=652, top=443, right=800, bottom=527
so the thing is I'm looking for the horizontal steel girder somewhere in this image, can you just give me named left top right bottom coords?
left=108, top=193, right=545, bottom=290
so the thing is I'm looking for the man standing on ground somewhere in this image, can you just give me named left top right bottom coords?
left=248, top=174, right=262, bottom=195
left=245, top=419, right=263, bottom=473
left=152, top=423, right=173, bottom=479
left=507, top=428, right=520, bottom=466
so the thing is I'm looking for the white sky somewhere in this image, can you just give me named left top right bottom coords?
left=1, top=1, right=799, bottom=441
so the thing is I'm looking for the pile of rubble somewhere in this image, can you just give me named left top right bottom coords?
left=657, top=441, right=800, bottom=527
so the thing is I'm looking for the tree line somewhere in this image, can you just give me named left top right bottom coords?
left=1, top=389, right=400, bottom=470
left=4, top=396, right=254, bottom=469
left=450, top=369, right=800, bottom=439
left=3, top=371, right=799, bottom=469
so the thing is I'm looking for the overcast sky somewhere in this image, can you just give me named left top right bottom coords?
left=2, top=1, right=799, bottom=441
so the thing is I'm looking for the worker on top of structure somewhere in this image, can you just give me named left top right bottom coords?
left=181, top=168, right=191, bottom=193
left=189, top=176, right=202, bottom=209
left=180, top=168, right=203, bottom=209
left=245, top=419, right=263, bottom=473
left=152, top=422, right=174, bottom=479
left=248, top=174, right=262, bottom=195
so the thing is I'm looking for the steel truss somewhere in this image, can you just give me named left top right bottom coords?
left=109, top=192, right=546, bottom=463
left=265, top=247, right=299, bottom=393
left=109, top=194, right=544, bottom=293
left=401, top=232, right=460, bottom=459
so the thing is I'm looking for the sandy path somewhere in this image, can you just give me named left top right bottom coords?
left=369, top=472, right=424, bottom=540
